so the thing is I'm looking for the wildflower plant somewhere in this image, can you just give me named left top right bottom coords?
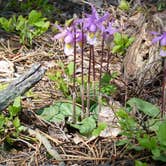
left=152, top=31, right=166, bottom=57
left=52, top=4, right=118, bottom=121
left=152, top=31, right=166, bottom=117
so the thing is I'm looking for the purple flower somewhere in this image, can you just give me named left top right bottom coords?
left=104, top=22, right=118, bottom=49
left=105, top=22, right=118, bottom=35
left=84, top=4, right=110, bottom=45
left=152, top=31, right=166, bottom=57
left=152, top=32, right=166, bottom=46
left=52, top=25, right=75, bottom=55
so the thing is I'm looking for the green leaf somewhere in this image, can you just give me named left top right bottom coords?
left=8, top=96, right=21, bottom=117
left=92, top=123, right=107, bottom=136
left=37, top=102, right=81, bottom=123
left=125, top=37, right=134, bottom=47
left=28, top=10, right=42, bottom=24
left=152, top=153, right=166, bottom=162
left=13, top=117, right=20, bottom=129
left=116, top=139, right=130, bottom=146
left=16, top=15, right=27, bottom=30
left=101, top=73, right=112, bottom=84
left=152, top=148, right=161, bottom=158
left=0, top=114, right=5, bottom=129
left=71, top=116, right=96, bottom=136
left=147, top=118, right=161, bottom=132
left=113, top=33, right=122, bottom=44
left=138, top=134, right=157, bottom=150
left=116, top=108, right=128, bottom=119
left=135, top=160, right=147, bottom=166
left=157, top=120, right=166, bottom=146
left=127, top=98, right=160, bottom=117
left=112, top=45, right=122, bottom=53
left=67, top=62, right=74, bottom=76
left=119, top=0, right=130, bottom=11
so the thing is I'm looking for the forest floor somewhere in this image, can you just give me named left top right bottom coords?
left=0, top=1, right=166, bottom=165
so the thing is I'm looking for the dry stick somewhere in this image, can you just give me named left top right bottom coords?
left=161, top=58, right=166, bottom=117
left=92, top=45, right=96, bottom=98
left=81, top=22, right=85, bottom=119
left=72, top=27, right=77, bottom=123
left=86, top=45, right=92, bottom=117
left=98, top=36, right=105, bottom=112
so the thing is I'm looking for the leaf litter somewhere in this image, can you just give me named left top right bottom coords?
left=0, top=1, right=165, bottom=165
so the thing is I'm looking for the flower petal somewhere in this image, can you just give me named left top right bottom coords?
left=160, top=34, right=166, bottom=46
left=152, top=36, right=162, bottom=44
left=150, top=31, right=160, bottom=35
left=64, top=43, right=74, bottom=55
left=86, top=32, right=97, bottom=45
left=160, top=49, right=166, bottom=57
left=52, top=31, right=67, bottom=41
left=64, top=34, right=73, bottom=43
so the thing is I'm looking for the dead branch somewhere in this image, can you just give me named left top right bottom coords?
left=0, top=63, right=45, bottom=111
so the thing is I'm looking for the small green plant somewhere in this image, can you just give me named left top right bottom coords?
left=116, top=98, right=166, bottom=163
left=112, top=32, right=134, bottom=55
left=157, top=0, right=166, bottom=11
left=0, top=16, right=16, bottom=32
left=119, top=0, right=130, bottom=11
left=100, top=72, right=118, bottom=96
left=47, top=61, right=76, bottom=98
left=0, top=10, right=50, bottom=44
left=0, top=97, right=22, bottom=140
left=3, top=0, right=55, bottom=17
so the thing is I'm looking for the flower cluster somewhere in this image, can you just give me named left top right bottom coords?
left=152, top=31, right=166, bottom=57
left=52, top=4, right=118, bottom=55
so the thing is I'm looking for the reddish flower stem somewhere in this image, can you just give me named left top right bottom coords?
left=99, top=36, right=105, bottom=93
left=162, top=58, right=166, bottom=117
left=72, top=27, right=77, bottom=123
left=98, top=36, right=105, bottom=112
left=81, top=22, right=85, bottom=118
left=86, top=45, right=92, bottom=117
left=106, top=51, right=111, bottom=72
left=92, top=45, right=96, bottom=97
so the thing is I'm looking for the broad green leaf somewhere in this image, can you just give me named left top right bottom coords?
left=37, top=102, right=81, bottom=123
left=28, top=10, right=42, bottom=24
left=147, top=118, right=161, bottom=132
left=157, top=120, right=166, bottom=146
left=138, top=134, right=157, bottom=150
left=116, top=139, right=129, bottom=146
left=127, top=98, right=160, bottom=117
left=135, top=160, right=147, bottom=166
left=71, top=116, right=96, bottom=135
left=92, top=123, right=107, bottom=136
left=16, top=15, right=26, bottom=30
left=152, top=148, right=161, bottom=158
left=152, top=153, right=166, bottom=162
